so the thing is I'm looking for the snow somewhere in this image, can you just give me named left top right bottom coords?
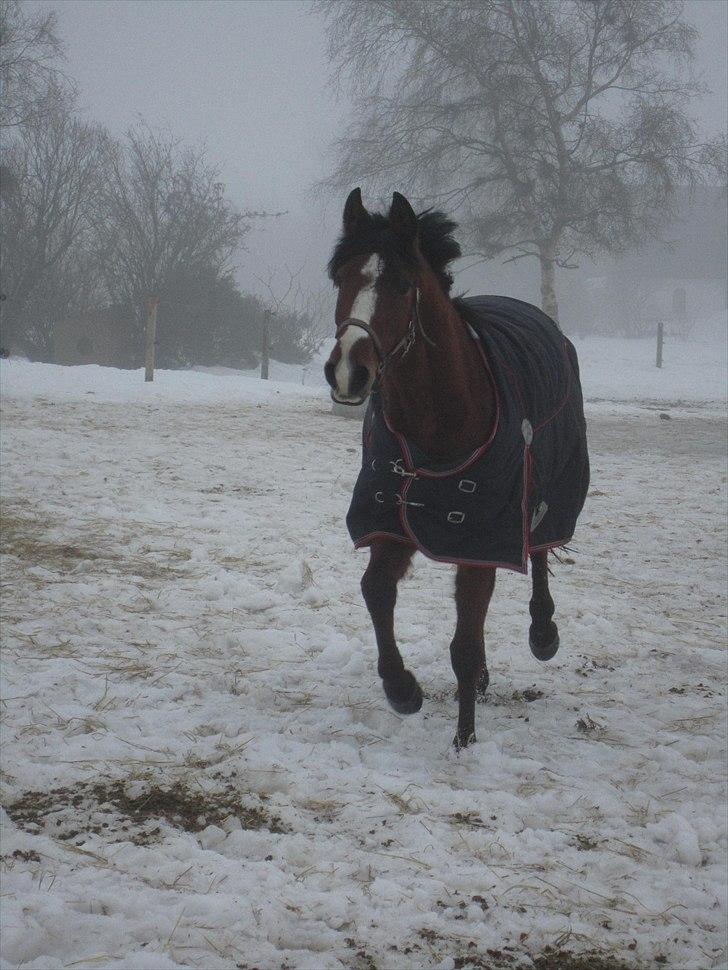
left=571, top=326, right=727, bottom=406
left=1, top=337, right=726, bottom=970
left=2, top=318, right=725, bottom=406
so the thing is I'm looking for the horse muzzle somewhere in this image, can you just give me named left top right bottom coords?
left=324, top=323, right=377, bottom=404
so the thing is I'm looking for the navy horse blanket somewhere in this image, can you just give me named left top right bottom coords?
left=346, top=295, right=590, bottom=573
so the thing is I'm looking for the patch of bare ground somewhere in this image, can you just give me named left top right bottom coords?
left=526, top=950, right=650, bottom=970
left=0, top=508, right=186, bottom=580
left=340, top=930, right=654, bottom=970
left=336, top=942, right=650, bottom=970
left=453, top=947, right=650, bottom=970
left=5, top=778, right=287, bottom=846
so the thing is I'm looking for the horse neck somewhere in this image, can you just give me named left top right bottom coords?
left=380, top=273, right=496, bottom=462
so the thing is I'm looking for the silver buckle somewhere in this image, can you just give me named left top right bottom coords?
left=395, top=495, right=425, bottom=508
left=458, top=479, right=476, bottom=493
left=375, top=491, right=384, bottom=504
left=390, top=459, right=417, bottom=478
left=530, top=500, right=548, bottom=530
left=447, top=511, right=465, bottom=524
left=521, top=419, right=533, bottom=445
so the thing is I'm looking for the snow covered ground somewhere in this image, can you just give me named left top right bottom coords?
left=1, top=335, right=726, bottom=970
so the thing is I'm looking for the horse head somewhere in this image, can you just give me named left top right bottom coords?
left=324, top=189, right=421, bottom=406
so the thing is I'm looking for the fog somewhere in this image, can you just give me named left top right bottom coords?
left=25, top=0, right=346, bottom=302
left=3, top=5, right=728, bottom=966
left=24, top=0, right=728, bottom=319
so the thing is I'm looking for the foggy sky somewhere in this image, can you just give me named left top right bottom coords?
left=26, top=0, right=728, bottom=303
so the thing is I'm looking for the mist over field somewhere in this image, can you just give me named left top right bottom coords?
left=1, top=3, right=726, bottom=970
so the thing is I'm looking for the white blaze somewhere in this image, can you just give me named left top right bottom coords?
left=349, top=254, right=381, bottom=324
left=335, top=254, right=382, bottom=398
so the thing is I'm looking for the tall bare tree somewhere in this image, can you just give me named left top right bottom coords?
left=95, top=123, right=250, bottom=336
left=0, top=0, right=68, bottom=131
left=254, top=265, right=332, bottom=376
left=0, top=92, right=108, bottom=353
left=319, top=0, right=726, bottom=322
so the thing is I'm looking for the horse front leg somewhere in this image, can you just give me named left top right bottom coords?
left=360, top=538, right=421, bottom=714
left=529, top=550, right=560, bottom=660
left=451, top=565, right=496, bottom=749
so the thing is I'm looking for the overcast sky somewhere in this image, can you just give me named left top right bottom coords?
left=27, top=0, right=728, bottom=301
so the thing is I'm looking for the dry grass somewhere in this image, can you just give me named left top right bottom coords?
left=1, top=509, right=186, bottom=581
left=5, top=776, right=287, bottom=846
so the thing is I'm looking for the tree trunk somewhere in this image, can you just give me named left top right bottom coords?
left=145, top=296, right=159, bottom=381
left=538, top=246, right=559, bottom=325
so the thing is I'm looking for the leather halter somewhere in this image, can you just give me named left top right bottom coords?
left=334, top=288, right=435, bottom=380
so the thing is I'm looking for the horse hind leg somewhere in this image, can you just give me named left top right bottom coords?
left=529, top=550, right=560, bottom=661
left=450, top=565, right=496, bottom=749
left=360, top=539, right=422, bottom=714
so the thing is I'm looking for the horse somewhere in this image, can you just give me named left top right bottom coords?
left=324, top=189, right=589, bottom=749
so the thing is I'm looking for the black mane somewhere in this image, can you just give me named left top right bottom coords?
left=327, top=209, right=461, bottom=294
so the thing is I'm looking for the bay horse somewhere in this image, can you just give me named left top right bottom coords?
left=324, top=189, right=589, bottom=749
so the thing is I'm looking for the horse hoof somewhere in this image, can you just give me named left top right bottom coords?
left=453, top=731, right=476, bottom=751
left=529, top=621, right=560, bottom=661
left=383, top=671, right=423, bottom=714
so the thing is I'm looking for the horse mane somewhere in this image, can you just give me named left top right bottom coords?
left=328, top=208, right=461, bottom=294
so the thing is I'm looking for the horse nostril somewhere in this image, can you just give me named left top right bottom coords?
left=324, top=361, right=336, bottom=388
left=350, top=364, right=370, bottom=397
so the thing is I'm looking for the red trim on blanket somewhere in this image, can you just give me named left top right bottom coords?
left=380, top=334, right=501, bottom=480
left=394, top=473, right=529, bottom=574
left=521, top=444, right=531, bottom=569
left=529, top=538, right=576, bottom=552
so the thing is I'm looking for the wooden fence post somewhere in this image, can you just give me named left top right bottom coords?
left=145, top=296, right=159, bottom=382
left=656, top=320, right=664, bottom=369
left=260, top=310, right=270, bottom=380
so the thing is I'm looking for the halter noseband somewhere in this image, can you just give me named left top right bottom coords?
left=334, top=288, right=435, bottom=379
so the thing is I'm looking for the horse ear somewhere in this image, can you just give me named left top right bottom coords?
left=389, top=192, right=418, bottom=245
left=343, top=187, right=369, bottom=236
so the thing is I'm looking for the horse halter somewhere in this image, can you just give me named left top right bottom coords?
left=334, top=288, right=436, bottom=380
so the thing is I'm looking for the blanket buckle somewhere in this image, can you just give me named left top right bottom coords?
left=395, top=494, right=425, bottom=509
left=390, top=459, right=418, bottom=478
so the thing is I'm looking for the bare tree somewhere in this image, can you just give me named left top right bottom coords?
left=318, top=0, right=726, bottom=322
left=0, top=92, right=108, bottom=353
left=95, top=123, right=250, bottom=339
left=0, top=0, right=69, bottom=131
left=254, top=266, right=332, bottom=376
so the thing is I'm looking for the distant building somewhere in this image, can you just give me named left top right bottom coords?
left=563, top=186, right=727, bottom=337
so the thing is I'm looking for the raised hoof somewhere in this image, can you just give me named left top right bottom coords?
left=453, top=731, right=476, bottom=751
left=529, top=621, right=560, bottom=661
left=383, top=670, right=423, bottom=715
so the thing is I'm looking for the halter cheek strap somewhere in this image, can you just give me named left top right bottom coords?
left=335, top=288, right=435, bottom=379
